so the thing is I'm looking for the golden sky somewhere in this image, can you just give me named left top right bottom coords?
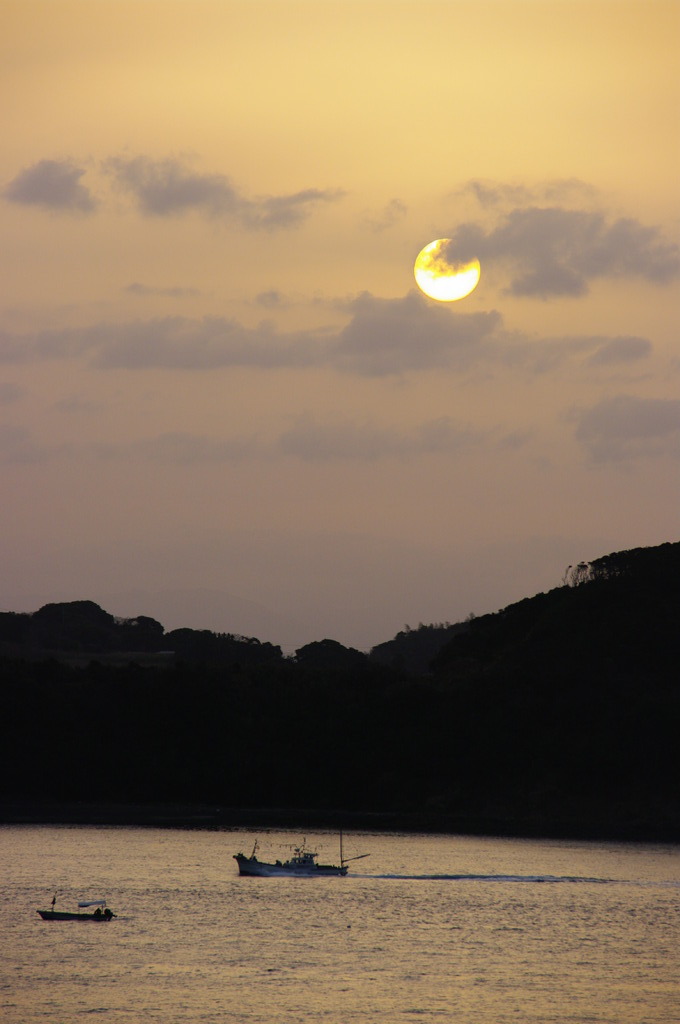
left=1, top=0, right=679, bottom=649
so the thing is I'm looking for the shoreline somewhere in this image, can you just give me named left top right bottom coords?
left=2, top=800, right=677, bottom=844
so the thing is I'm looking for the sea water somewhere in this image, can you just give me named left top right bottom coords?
left=1, top=825, right=678, bottom=1023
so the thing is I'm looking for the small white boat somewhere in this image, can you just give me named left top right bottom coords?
left=234, top=833, right=368, bottom=877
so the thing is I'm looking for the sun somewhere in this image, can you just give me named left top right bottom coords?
left=414, top=239, right=481, bottom=301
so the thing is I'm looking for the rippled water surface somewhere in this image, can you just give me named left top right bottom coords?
left=1, top=825, right=678, bottom=1023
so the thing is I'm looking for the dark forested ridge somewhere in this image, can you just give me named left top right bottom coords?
left=0, top=600, right=283, bottom=666
left=2, top=541, right=679, bottom=841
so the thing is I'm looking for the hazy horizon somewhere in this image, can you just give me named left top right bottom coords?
left=2, top=1, right=678, bottom=652
left=0, top=542, right=567, bottom=654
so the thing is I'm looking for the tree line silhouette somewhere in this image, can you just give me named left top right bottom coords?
left=1, top=541, right=678, bottom=840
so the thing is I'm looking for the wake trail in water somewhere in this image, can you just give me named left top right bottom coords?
left=354, top=873, right=614, bottom=884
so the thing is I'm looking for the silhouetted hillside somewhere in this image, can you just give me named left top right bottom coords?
left=422, top=542, right=680, bottom=835
left=432, top=540, right=680, bottom=680
left=369, top=621, right=468, bottom=674
left=295, top=638, right=368, bottom=669
left=1, top=541, right=678, bottom=840
left=0, top=600, right=282, bottom=666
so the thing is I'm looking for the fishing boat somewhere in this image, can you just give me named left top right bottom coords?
left=233, top=833, right=368, bottom=877
left=37, top=897, right=116, bottom=921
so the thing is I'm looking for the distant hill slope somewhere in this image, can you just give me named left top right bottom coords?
left=413, top=541, right=680, bottom=835
left=368, top=540, right=680, bottom=678
left=0, top=599, right=283, bottom=666
left=369, top=621, right=468, bottom=674
left=432, top=540, right=680, bottom=681
left=1, top=541, right=678, bottom=840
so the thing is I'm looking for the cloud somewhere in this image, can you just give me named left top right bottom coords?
left=0, top=294, right=657, bottom=380
left=279, top=413, right=494, bottom=461
left=5, top=292, right=502, bottom=375
left=457, top=178, right=597, bottom=210
left=445, top=188, right=679, bottom=298
left=90, top=317, right=324, bottom=370
left=254, top=188, right=345, bottom=229
left=3, top=159, right=96, bottom=213
left=104, top=155, right=343, bottom=227
left=280, top=415, right=410, bottom=461
left=0, top=325, right=95, bottom=363
left=362, top=198, right=408, bottom=233
left=332, top=291, right=502, bottom=375
left=0, top=421, right=258, bottom=466
left=254, top=290, right=287, bottom=309
left=574, top=394, right=680, bottom=461
left=96, top=431, right=257, bottom=464
left=504, top=333, right=654, bottom=373
left=332, top=297, right=653, bottom=376
left=105, top=156, right=237, bottom=216
left=0, top=317, right=324, bottom=370
left=125, top=282, right=203, bottom=298
left=586, top=336, right=652, bottom=366
left=0, top=415, right=508, bottom=467
left=3, top=153, right=344, bottom=228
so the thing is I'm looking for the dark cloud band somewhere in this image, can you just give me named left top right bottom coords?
left=447, top=181, right=679, bottom=297
left=3, top=159, right=96, bottom=213
left=0, top=291, right=655, bottom=378
left=3, top=154, right=343, bottom=229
